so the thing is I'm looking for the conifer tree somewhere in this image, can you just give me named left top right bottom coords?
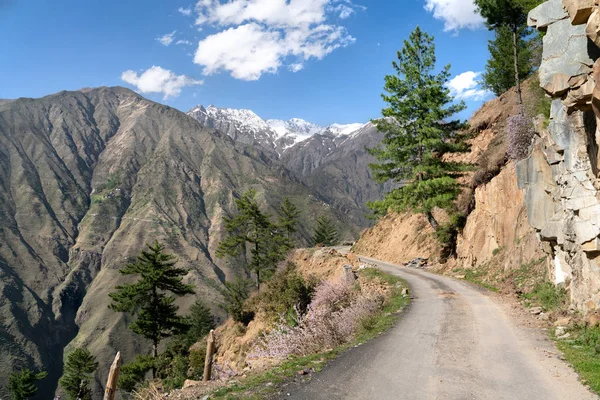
left=217, top=190, right=284, bottom=289
left=278, top=197, right=301, bottom=245
left=475, top=0, right=530, bottom=104
left=313, top=216, right=339, bottom=247
left=58, top=348, right=99, bottom=400
left=482, top=24, right=533, bottom=96
left=368, top=26, right=467, bottom=229
left=109, top=241, right=195, bottom=377
left=7, top=369, right=47, bottom=400
left=186, top=299, right=216, bottom=343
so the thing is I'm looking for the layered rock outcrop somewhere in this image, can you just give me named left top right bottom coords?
left=521, top=0, right=600, bottom=311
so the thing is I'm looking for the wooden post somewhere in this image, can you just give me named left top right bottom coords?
left=103, top=352, right=121, bottom=400
left=203, top=330, right=215, bottom=382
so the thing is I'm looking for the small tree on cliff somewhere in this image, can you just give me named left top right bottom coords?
left=475, top=0, right=533, bottom=104
left=7, top=369, right=47, bottom=400
left=482, top=24, right=534, bottom=96
left=109, top=242, right=195, bottom=377
left=368, top=26, right=467, bottom=229
left=59, top=348, right=99, bottom=400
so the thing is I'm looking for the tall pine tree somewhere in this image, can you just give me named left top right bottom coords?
left=7, top=369, right=46, bottom=400
left=58, top=348, right=99, bottom=400
left=368, top=27, right=467, bottom=229
left=109, top=242, right=195, bottom=377
left=475, top=0, right=530, bottom=104
left=313, top=216, right=339, bottom=247
left=482, top=24, right=533, bottom=96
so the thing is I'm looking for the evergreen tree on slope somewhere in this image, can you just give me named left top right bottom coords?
left=368, top=26, right=467, bottom=229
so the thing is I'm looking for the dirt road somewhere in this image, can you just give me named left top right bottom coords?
left=283, top=255, right=597, bottom=400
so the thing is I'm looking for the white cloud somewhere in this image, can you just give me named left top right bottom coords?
left=424, top=0, right=484, bottom=31
left=289, top=63, right=304, bottom=73
left=176, top=39, right=192, bottom=45
left=121, top=66, right=203, bottom=99
left=447, top=71, right=492, bottom=101
left=178, top=6, right=192, bottom=16
left=191, top=0, right=361, bottom=80
left=156, top=30, right=177, bottom=46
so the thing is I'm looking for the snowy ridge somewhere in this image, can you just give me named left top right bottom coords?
left=187, top=104, right=366, bottom=153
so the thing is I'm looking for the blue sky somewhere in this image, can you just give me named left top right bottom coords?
left=0, top=0, right=494, bottom=125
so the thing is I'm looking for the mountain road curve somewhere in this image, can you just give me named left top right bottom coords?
left=282, top=252, right=597, bottom=400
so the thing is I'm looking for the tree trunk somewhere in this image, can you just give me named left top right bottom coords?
left=255, top=241, right=260, bottom=291
left=512, top=24, right=523, bottom=105
left=152, top=340, right=158, bottom=378
left=426, top=211, right=439, bottom=230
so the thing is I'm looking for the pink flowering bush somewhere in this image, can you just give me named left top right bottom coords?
left=249, top=278, right=384, bottom=359
left=507, top=111, right=535, bottom=160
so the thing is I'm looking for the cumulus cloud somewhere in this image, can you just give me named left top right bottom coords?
left=176, top=39, right=192, bottom=45
left=424, top=0, right=484, bottom=31
left=156, top=30, right=177, bottom=46
left=121, top=66, right=203, bottom=99
left=447, top=71, right=492, bottom=101
left=192, top=0, right=362, bottom=80
left=178, top=6, right=192, bottom=16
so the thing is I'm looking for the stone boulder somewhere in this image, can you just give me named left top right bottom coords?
left=529, top=0, right=569, bottom=29
left=563, top=0, right=595, bottom=25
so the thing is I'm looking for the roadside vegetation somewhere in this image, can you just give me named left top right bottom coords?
left=207, top=268, right=409, bottom=400
left=556, top=324, right=600, bottom=394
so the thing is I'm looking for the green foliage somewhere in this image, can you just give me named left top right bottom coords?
left=556, top=324, right=600, bottom=394
left=118, top=355, right=154, bottom=392
left=278, top=197, right=301, bottom=246
left=217, top=190, right=291, bottom=289
left=482, top=25, right=533, bottom=96
left=523, top=282, right=568, bottom=312
left=59, top=348, right=99, bottom=400
left=248, top=262, right=318, bottom=323
left=313, top=216, right=339, bottom=246
left=160, top=354, right=189, bottom=391
left=368, top=27, right=467, bottom=228
left=109, top=241, right=195, bottom=361
left=188, top=344, right=207, bottom=380
left=7, top=369, right=47, bottom=400
left=435, top=212, right=467, bottom=258
left=475, top=0, right=527, bottom=28
left=185, top=299, right=216, bottom=345
left=220, top=277, right=254, bottom=324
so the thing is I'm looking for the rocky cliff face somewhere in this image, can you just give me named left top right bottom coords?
left=0, top=87, right=360, bottom=398
left=520, top=0, right=600, bottom=312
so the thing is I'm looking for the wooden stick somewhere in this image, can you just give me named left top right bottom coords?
left=103, top=352, right=121, bottom=400
left=203, top=330, right=215, bottom=382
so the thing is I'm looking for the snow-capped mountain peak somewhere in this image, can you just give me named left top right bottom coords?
left=187, top=104, right=366, bottom=156
left=325, top=123, right=367, bottom=136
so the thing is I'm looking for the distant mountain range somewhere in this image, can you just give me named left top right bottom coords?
left=187, top=104, right=368, bottom=156
left=0, top=88, right=385, bottom=399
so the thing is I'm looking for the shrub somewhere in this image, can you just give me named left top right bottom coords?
left=221, top=277, right=254, bottom=325
left=507, top=111, right=535, bottom=160
left=188, top=343, right=207, bottom=380
left=248, top=262, right=318, bottom=323
left=250, top=278, right=383, bottom=359
left=119, top=355, right=155, bottom=392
